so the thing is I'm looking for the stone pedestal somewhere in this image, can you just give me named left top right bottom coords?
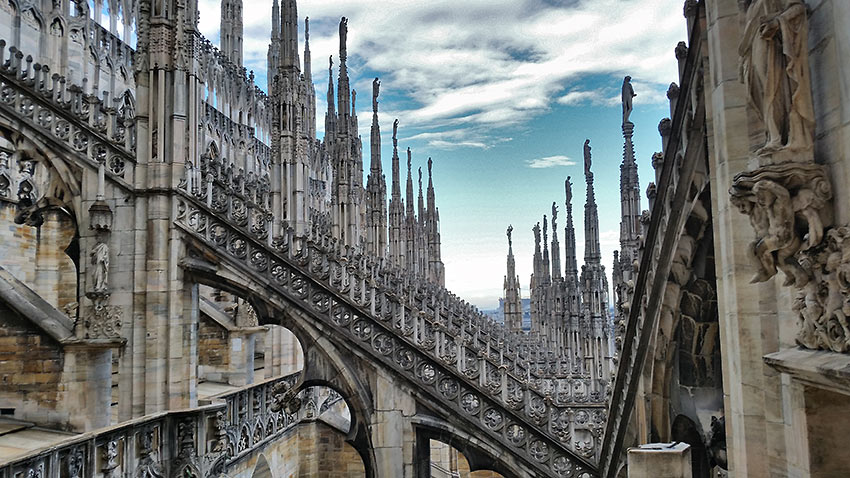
left=628, top=442, right=692, bottom=478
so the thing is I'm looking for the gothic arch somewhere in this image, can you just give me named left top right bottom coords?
left=412, top=415, right=539, bottom=478
left=671, top=415, right=710, bottom=478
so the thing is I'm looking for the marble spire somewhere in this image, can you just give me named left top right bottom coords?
left=504, top=225, right=523, bottom=331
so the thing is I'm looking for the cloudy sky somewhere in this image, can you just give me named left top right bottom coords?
left=198, top=0, right=687, bottom=309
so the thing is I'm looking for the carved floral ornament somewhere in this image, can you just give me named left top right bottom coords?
left=730, top=0, right=850, bottom=353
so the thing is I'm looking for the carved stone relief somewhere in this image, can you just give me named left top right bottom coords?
left=730, top=0, right=850, bottom=353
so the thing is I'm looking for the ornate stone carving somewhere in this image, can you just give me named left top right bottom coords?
left=730, top=163, right=832, bottom=285
left=136, top=429, right=164, bottom=478
left=81, top=302, right=122, bottom=339
left=729, top=0, right=850, bottom=354
left=269, top=380, right=301, bottom=416
left=101, top=441, right=119, bottom=478
left=66, top=448, right=84, bottom=478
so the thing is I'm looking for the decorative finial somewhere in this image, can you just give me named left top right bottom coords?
left=305, top=17, right=309, bottom=41
left=428, top=157, right=432, bottom=176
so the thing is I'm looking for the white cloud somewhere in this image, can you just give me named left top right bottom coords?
left=557, top=88, right=619, bottom=107
left=197, top=0, right=686, bottom=144
left=526, top=155, right=575, bottom=169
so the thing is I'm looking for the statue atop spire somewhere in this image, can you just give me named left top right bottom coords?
left=584, top=139, right=592, bottom=177
left=565, top=176, right=573, bottom=204
left=507, top=225, right=513, bottom=248
left=622, top=75, right=637, bottom=125
left=552, top=202, right=558, bottom=228
left=393, top=119, right=399, bottom=142
left=372, top=78, right=380, bottom=114
left=339, top=17, right=348, bottom=60
left=533, top=222, right=541, bottom=249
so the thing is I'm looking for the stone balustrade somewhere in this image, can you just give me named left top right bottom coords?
left=176, top=181, right=604, bottom=475
left=0, top=373, right=300, bottom=478
left=0, top=41, right=137, bottom=186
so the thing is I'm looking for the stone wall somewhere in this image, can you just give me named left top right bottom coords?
left=199, top=314, right=231, bottom=369
left=0, top=203, right=77, bottom=314
left=228, top=421, right=364, bottom=478
left=0, top=302, right=65, bottom=425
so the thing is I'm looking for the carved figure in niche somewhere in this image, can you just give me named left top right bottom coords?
left=50, top=19, right=63, bottom=37
left=91, top=241, right=110, bottom=293
left=583, top=140, right=592, bottom=176
left=739, top=0, right=814, bottom=158
left=621, top=76, right=636, bottom=124
left=372, top=77, right=380, bottom=113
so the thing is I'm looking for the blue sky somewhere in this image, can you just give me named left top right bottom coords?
left=198, top=0, right=687, bottom=309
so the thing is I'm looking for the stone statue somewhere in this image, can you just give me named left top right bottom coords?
left=533, top=222, right=541, bottom=247
left=372, top=77, right=380, bottom=113
left=565, top=176, right=572, bottom=205
left=552, top=202, right=558, bottom=222
left=91, top=241, right=110, bottom=293
left=393, top=119, right=399, bottom=140
left=622, top=76, right=636, bottom=125
left=583, top=140, right=592, bottom=176
left=507, top=225, right=513, bottom=248
left=739, top=0, right=814, bottom=157
left=339, top=17, right=348, bottom=55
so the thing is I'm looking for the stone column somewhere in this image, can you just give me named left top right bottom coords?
left=704, top=0, right=788, bottom=475
left=371, top=368, right=416, bottom=477
left=227, top=328, right=263, bottom=386
left=62, top=345, right=113, bottom=431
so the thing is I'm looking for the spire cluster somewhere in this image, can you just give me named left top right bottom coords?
left=505, top=139, right=615, bottom=383
left=264, top=6, right=444, bottom=285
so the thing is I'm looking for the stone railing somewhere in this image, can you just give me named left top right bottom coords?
left=87, top=18, right=135, bottom=76
left=0, top=373, right=300, bottom=478
left=598, top=11, right=705, bottom=478
left=0, top=42, right=136, bottom=185
left=175, top=186, right=605, bottom=476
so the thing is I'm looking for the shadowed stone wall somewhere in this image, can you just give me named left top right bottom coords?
left=0, top=303, right=65, bottom=426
